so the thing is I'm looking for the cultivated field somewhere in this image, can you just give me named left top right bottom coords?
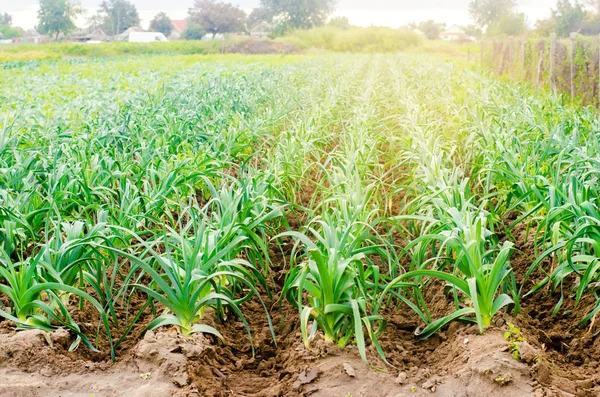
left=1, top=54, right=600, bottom=396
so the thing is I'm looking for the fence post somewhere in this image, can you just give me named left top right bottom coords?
left=491, top=40, right=496, bottom=71
left=501, top=42, right=508, bottom=75
left=508, top=41, right=514, bottom=79
left=481, top=39, right=486, bottom=69
left=480, top=39, right=483, bottom=68
left=570, top=32, right=577, bottom=100
left=521, top=40, right=526, bottom=79
left=550, top=33, right=557, bottom=95
left=536, top=49, right=544, bottom=90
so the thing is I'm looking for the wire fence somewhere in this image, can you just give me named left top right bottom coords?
left=482, top=34, right=600, bottom=107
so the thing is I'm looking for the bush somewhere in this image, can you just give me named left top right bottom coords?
left=182, top=25, right=205, bottom=41
left=0, top=25, right=22, bottom=39
left=0, top=40, right=238, bottom=62
left=279, top=26, right=423, bottom=53
left=0, top=51, right=60, bottom=63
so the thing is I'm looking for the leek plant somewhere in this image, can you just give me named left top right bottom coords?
left=383, top=210, right=517, bottom=337
left=98, top=206, right=275, bottom=349
left=0, top=251, right=113, bottom=354
left=202, top=172, right=287, bottom=274
left=279, top=214, right=388, bottom=363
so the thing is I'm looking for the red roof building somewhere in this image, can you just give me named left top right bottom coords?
left=170, top=20, right=188, bottom=34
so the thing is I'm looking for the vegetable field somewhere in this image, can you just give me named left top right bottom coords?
left=1, top=54, right=600, bottom=396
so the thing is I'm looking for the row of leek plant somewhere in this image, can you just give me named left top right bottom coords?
left=271, top=58, right=395, bottom=362
left=0, top=170, right=286, bottom=359
left=464, top=82, right=600, bottom=327
left=379, top=79, right=521, bottom=338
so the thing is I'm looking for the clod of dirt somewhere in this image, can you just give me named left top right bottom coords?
left=533, top=389, right=545, bottom=397
left=343, top=362, right=356, bottom=377
left=553, top=377, right=577, bottom=395
left=518, top=341, right=540, bottom=364
left=576, top=378, right=594, bottom=390
left=421, top=377, right=440, bottom=392
left=50, top=327, right=71, bottom=348
left=11, top=328, right=46, bottom=347
left=293, top=367, right=320, bottom=388
left=395, top=371, right=408, bottom=384
left=135, top=330, right=208, bottom=387
left=532, top=361, right=552, bottom=385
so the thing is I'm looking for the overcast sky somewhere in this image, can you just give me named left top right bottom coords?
left=3, top=0, right=554, bottom=30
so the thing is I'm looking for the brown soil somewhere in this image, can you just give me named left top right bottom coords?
left=2, top=290, right=599, bottom=397
left=223, top=40, right=300, bottom=55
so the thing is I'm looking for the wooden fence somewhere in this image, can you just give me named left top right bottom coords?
left=482, top=34, right=600, bottom=107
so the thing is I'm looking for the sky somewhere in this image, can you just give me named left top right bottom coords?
left=3, top=0, right=554, bottom=31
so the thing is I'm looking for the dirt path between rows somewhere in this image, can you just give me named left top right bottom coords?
left=0, top=311, right=596, bottom=397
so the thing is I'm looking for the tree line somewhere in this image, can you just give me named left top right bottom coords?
left=468, top=0, right=600, bottom=38
left=0, top=0, right=335, bottom=41
left=410, top=0, right=600, bottom=40
left=1, top=0, right=596, bottom=43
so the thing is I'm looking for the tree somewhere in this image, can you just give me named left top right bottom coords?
left=86, top=12, right=104, bottom=33
left=261, top=0, right=336, bottom=30
left=417, top=20, right=446, bottom=40
left=247, top=7, right=274, bottom=29
left=328, top=16, right=350, bottom=29
left=469, top=0, right=516, bottom=28
left=182, top=24, right=205, bottom=40
left=462, top=24, right=483, bottom=39
left=586, top=0, right=600, bottom=13
left=150, top=12, right=173, bottom=37
left=0, top=13, right=12, bottom=26
left=37, top=0, right=81, bottom=39
left=0, top=14, right=22, bottom=39
left=189, top=0, right=246, bottom=38
left=100, top=0, right=140, bottom=36
left=551, top=0, right=586, bottom=36
left=580, top=12, right=600, bottom=34
left=0, top=26, right=23, bottom=39
left=486, top=12, right=527, bottom=36
left=535, top=17, right=556, bottom=36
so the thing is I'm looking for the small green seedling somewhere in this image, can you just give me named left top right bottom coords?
left=503, top=322, right=526, bottom=360
left=494, top=376, right=512, bottom=386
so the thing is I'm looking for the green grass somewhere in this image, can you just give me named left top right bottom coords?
left=278, top=26, right=423, bottom=53
left=0, top=40, right=239, bottom=62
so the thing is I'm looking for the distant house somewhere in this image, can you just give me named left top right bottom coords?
left=250, top=21, right=272, bottom=39
left=73, top=28, right=109, bottom=43
left=440, top=25, right=474, bottom=42
left=116, top=26, right=146, bottom=41
left=70, top=29, right=87, bottom=40
left=19, top=30, right=45, bottom=44
left=169, top=19, right=188, bottom=40
left=116, top=27, right=169, bottom=42
left=202, top=33, right=225, bottom=41
left=126, top=32, right=168, bottom=43
left=87, top=29, right=109, bottom=42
